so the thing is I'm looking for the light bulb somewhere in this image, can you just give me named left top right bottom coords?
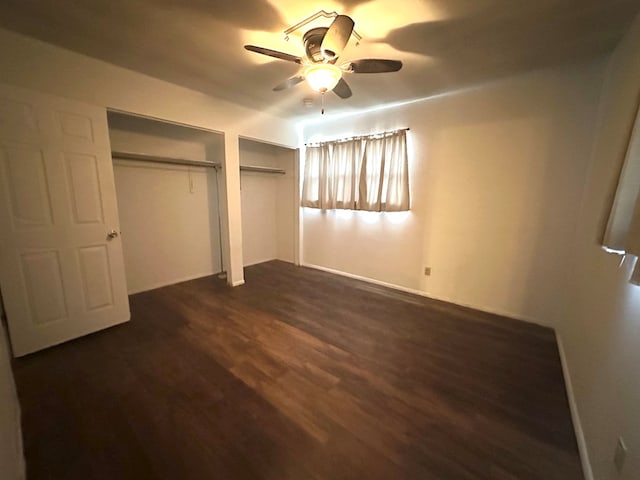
left=304, top=64, right=342, bottom=93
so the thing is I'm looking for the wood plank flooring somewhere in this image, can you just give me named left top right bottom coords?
left=12, top=260, right=583, bottom=479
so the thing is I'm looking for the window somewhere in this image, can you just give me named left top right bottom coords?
left=301, top=129, right=410, bottom=212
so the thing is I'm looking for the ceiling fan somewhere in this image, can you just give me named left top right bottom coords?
left=244, top=14, right=402, bottom=101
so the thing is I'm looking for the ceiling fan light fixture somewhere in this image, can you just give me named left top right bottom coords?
left=304, top=64, right=342, bottom=93
left=245, top=13, right=401, bottom=102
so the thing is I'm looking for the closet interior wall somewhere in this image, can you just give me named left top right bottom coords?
left=239, top=138, right=297, bottom=267
left=108, top=112, right=224, bottom=294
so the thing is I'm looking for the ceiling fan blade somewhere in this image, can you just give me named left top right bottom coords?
left=244, top=45, right=302, bottom=64
left=347, top=59, right=403, bottom=73
left=321, top=15, right=354, bottom=61
left=273, top=75, right=305, bottom=91
left=332, top=78, right=352, bottom=99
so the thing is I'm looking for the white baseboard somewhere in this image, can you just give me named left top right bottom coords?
left=243, top=257, right=277, bottom=268
left=231, top=279, right=245, bottom=287
left=303, top=262, right=428, bottom=296
left=244, top=257, right=296, bottom=268
left=556, top=333, right=594, bottom=480
left=301, top=262, right=550, bottom=328
left=425, top=292, right=550, bottom=328
left=127, top=270, right=222, bottom=295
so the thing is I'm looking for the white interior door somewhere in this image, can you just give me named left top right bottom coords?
left=0, top=84, right=130, bottom=356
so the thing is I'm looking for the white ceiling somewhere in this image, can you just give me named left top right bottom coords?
left=0, top=0, right=638, bottom=120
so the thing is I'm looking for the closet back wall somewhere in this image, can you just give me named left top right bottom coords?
left=110, top=127, right=222, bottom=294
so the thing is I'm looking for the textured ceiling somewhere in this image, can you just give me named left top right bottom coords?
left=0, top=0, right=638, bottom=120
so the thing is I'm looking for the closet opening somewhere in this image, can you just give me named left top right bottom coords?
left=239, top=137, right=299, bottom=268
left=107, top=111, right=225, bottom=294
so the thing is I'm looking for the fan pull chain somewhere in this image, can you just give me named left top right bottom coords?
left=321, top=92, right=325, bottom=115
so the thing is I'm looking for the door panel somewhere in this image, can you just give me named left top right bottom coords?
left=20, top=249, right=67, bottom=324
left=78, top=245, right=114, bottom=311
left=0, top=98, right=40, bottom=143
left=0, top=84, right=130, bottom=356
left=64, top=153, right=104, bottom=224
left=56, top=110, right=95, bottom=144
left=1, top=145, right=53, bottom=229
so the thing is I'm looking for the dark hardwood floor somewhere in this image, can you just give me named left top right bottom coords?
left=12, top=261, right=583, bottom=479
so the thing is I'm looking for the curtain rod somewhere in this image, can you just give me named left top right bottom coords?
left=304, top=127, right=410, bottom=147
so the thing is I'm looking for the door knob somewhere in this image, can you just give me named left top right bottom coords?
left=107, top=229, right=119, bottom=240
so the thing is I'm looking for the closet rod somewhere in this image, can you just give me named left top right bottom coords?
left=112, top=151, right=286, bottom=175
left=240, top=165, right=286, bottom=175
left=111, top=151, right=221, bottom=169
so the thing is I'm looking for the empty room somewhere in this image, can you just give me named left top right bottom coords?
left=1, top=1, right=639, bottom=479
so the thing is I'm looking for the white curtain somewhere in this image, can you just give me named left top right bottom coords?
left=359, top=130, right=410, bottom=212
left=329, top=140, right=363, bottom=209
left=603, top=102, right=640, bottom=282
left=300, top=143, right=329, bottom=209
left=301, top=130, right=410, bottom=212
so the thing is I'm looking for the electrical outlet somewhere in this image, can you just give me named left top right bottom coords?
left=424, top=267, right=432, bottom=276
left=614, top=437, right=628, bottom=473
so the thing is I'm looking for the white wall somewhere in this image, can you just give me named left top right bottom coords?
left=239, top=139, right=296, bottom=266
left=302, top=61, right=605, bottom=326
left=0, top=28, right=297, bottom=147
left=555, top=13, right=640, bottom=480
left=110, top=125, right=223, bottom=294
left=0, top=322, right=24, bottom=479
left=110, top=129, right=210, bottom=161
